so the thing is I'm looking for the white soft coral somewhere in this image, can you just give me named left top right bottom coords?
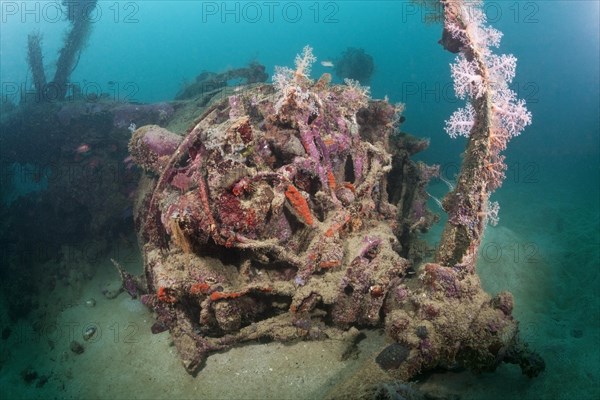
left=293, top=45, right=316, bottom=81
left=445, top=103, right=475, bottom=138
left=446, top=1, right=531, bottom=142
left=272, top=45, right=319, bottom=115
left=451, top=55, right=485, bottom=99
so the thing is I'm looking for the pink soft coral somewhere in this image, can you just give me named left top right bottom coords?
left=445, top=11, right=531, bottom=142
left=445, top=104, right=475, bottom=138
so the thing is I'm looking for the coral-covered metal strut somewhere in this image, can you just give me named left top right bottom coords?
left=437, top=0, right=532, bottom=268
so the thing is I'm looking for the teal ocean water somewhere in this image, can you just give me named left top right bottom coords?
left=1, top=1, right=598, bottom=399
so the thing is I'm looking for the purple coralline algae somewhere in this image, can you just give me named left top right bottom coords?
left=129, top=125, right=182, bottom=173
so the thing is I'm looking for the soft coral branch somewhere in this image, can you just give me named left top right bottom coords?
left=450, top=55, right=485, bottom=99
left=445, top=103, right=475, bottom=138
left=492, top=90, right=532, bottom=140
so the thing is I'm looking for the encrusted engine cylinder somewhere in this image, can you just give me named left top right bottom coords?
left=131, top=76, right=418, bottom=372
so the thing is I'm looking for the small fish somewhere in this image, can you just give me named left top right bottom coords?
left=321, top=61, right=334, bottom=68
left=76, top=144, right=91, bottom=154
